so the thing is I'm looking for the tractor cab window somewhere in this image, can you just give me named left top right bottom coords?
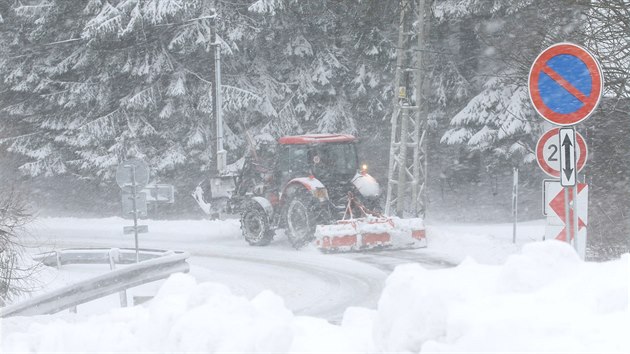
left=277, top=145, right=310, bottom=183
left=277, top=143, right=358, bottom=183
left=312, top=143, right=358, bottom=178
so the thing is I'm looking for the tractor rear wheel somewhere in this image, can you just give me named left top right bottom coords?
left=285, top=193, right=329, bottom=249
left=240, top=203, right=273, bottom=246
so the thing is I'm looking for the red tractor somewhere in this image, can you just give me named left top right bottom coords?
left=194, top=133, right=426, bottom=252
left=194, top=29, right=425, bottom=251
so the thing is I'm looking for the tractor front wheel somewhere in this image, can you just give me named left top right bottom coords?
left=286, top=193, right=329, bottom=249
left=240, top=203, right=274, bottom=246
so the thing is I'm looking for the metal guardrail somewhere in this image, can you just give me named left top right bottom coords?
left=0, top=248, right=190, bottom=318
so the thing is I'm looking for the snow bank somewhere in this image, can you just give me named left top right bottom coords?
left=1, top=273, right=369, bottom=353
left=374, top=241, right=629, bottom=353
left=3, top=274, right=291, bottom=353
left=2, top=241, right=628, bottom=353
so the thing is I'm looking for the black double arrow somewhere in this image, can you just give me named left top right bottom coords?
left=558, top=128, right=577, bottom=187
left=562, top=134, right=573, bottom=180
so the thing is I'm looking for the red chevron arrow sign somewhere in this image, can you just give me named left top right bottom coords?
left=547, top=183, right=588, bottom=241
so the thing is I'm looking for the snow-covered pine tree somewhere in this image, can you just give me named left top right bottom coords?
left=0, top=0, right=261, bottom=180
left=1, top=0, right=422, bottom=180
left=438, top=0, right=589, bottom=167
left=441, top=73, right=536, bottom=166
left=241, top=1, right=404, bottom=144
left=239, top=0, right=355, bottom=140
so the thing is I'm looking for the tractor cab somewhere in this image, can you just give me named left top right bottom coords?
left=276, top=134, right=359, bottom=188
left=275, top=134, right=380, bottom=216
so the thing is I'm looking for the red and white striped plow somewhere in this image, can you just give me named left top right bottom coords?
left=313, top=216, right=427, bottom=253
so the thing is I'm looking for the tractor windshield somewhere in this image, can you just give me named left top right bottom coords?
left=276, top=142, right=358, bottom=185
left=312, top=143, right=358, bottom=178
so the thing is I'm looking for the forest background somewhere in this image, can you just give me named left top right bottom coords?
left=0, top=0, right=627, bottom=260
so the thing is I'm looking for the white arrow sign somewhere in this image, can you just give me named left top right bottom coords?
left=558, top=128, right=576, bottom=186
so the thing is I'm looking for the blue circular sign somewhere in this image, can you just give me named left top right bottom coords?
left=529, top=43, right=603, bottom=126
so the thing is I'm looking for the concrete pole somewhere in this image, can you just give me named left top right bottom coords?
left=512, top=167, right=519, bottom=244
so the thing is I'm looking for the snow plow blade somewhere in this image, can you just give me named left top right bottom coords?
left=313, top=216, right=427, bottom=252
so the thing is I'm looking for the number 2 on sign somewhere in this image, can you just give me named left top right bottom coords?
left=548, top=145, right=558, bottom=162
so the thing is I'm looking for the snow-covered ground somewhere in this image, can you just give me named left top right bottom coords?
left=1, top=217, right=628, bottom=353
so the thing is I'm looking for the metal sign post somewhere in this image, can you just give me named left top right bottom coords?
left=573, top=183, right=579, bottom=253
left=563, top=187, right=572, bottom=245
left=130, top=165, right=140, bottom=263
left=558, top=128, right=577, bottom=247
left=121, top=193, right=147, bottom=218
left=116, top=159, right=150, bottom=263
left=512, top=167, right=518, bottom=244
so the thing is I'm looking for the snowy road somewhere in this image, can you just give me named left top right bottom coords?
left=24, top=217, right=461, bottom=322
left=9, top=218, right=626, bottom=353
left=186, top=247, right=455, bottom=321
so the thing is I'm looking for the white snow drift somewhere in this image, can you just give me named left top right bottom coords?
left=1, top=241, right=628, bottom=353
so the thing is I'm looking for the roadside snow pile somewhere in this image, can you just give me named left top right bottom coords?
left=374, top=241, right=629, bottom=353
left=2, top=241, right=628, bottom=353
left=0, top=273, right=367, bottom=353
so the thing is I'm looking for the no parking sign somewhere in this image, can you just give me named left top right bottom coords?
left=528, top=43, right=603, bottom=125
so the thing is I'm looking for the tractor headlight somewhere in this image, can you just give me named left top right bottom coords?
left=312, top=187, right=329, bottom=202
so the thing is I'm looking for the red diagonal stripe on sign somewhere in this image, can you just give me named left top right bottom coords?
left=555, top=220, right=587, bottom=242
left=550, top=185, right=587, bottom=223
left=556, top=227, right=570, bottom=242
left=541, top=65, right=589, bottom=104
left=550, top=185, right=587, bottom=241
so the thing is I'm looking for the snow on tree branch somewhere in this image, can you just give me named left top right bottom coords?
left=248, top=0, right=287, bottom=16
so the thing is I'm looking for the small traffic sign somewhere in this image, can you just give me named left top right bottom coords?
left=122, top=192, right=147, bottom=218
left=529, top=43, right=603, bottom=126
left=123, top=225, right=149, bottom=235
left=558, top=128, right=576, bottom=186
left=142, top=184, right=175, bottom=203
left=536, top=127, right=587, bottom=178
left=116, top=159, right=150, bottom=192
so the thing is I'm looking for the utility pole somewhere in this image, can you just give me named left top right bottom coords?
left=209, top=10, right=226, bottom=175
left=385, top=0, right=430, bottom=218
